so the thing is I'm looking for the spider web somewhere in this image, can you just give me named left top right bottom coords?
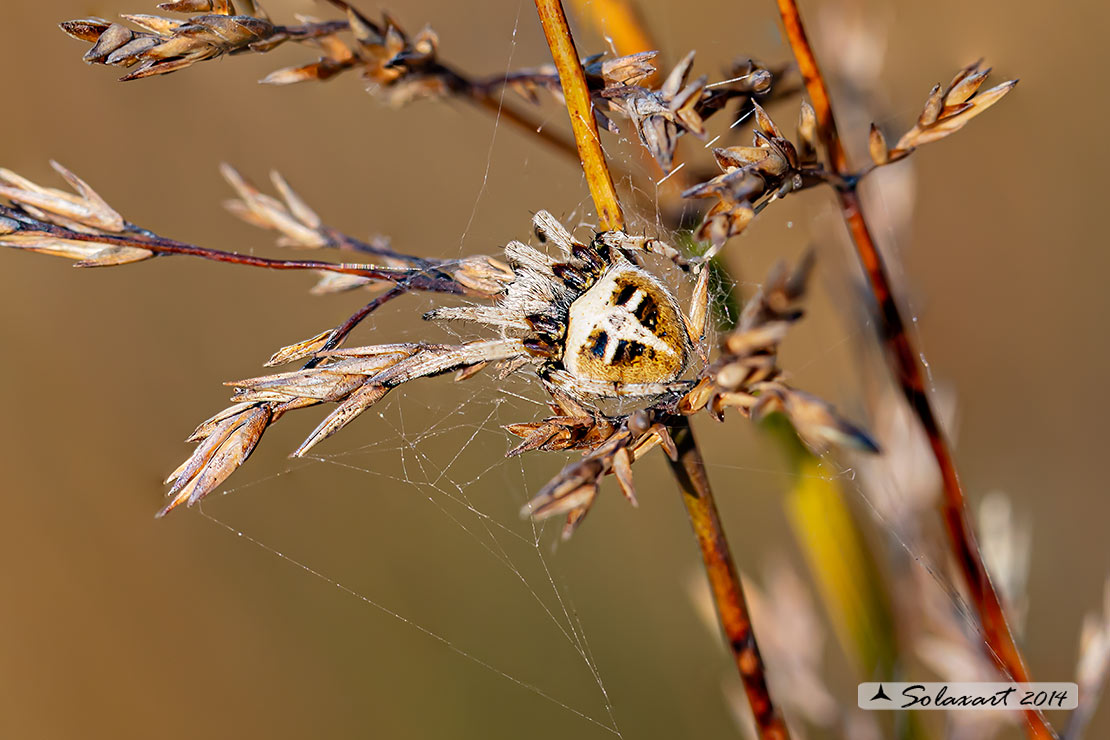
left=184, top=4, right=1010, bottom=738
left=194, top=2, right=635, bottom=736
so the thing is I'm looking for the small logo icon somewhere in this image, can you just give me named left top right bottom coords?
left=870, top=684, right=892, bottom=702
left=870, top=687, right=896, bottom=705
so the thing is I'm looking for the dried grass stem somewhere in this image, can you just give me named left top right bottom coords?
left=773, top=1, right=1052, bottom=737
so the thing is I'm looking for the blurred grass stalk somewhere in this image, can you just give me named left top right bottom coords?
left=771, top=1, right=1054, bottom=738
left=568, top=0, right=659, bottom=81
left=768, top=418, right=930, bottom=739
left=777, top=428, right=896, bottom=677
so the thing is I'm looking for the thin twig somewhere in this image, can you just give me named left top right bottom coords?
left=773, top=3, right=847, bottom=174
left=533, top=3, right=788, bottom=736
left=304, top=285, right=408, bottom=369
left=318, top=227, right=437, bottom=267
left=772, top=2, right=1053, bottom=738
left=668, top=418, right=791, bottom=740
left=312, top=0, right=582, bottom=163
left=322, top=0, right=582, bottom=161
left=1, top=206, right=463, bottom=294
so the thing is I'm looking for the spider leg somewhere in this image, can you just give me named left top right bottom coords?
left=594, top=230, right=690, bottom=270
left=611, top=446, right=638, bottom=506
left=532, top=210, right=582, bottom=258
left=635, top=423, right=678, bottom=461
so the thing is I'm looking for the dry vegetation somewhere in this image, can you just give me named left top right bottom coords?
left=2, top=1, right=1106, bottom=739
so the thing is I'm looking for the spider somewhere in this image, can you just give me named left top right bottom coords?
left=427, top=210, right=709, bottom=404
left=0, top=162, right=871, bottom=533
left=151, top=207, right=726, bottom=533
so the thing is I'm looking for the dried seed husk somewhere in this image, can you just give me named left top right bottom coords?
left=266, top=330, right=333, bottom=367
left=918, top=84, right=944, bottom=127
left=83, top=24, right=135, bottom=63
left=612, top=447, right=637, bottom=506
left=59, top=18, right=114, bottom=43
left=293, top=382, right=390, bottom=456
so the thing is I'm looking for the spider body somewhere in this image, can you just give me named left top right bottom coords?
left=428, top=211, right=708, bottom=403
left=562, top=262, right=690, bottom=385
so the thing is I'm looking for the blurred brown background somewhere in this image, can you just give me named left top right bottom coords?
left=1, top=1, right=1106, bottom=738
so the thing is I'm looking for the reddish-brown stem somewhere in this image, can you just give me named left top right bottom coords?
left=10, top=214, right=463, bottom=295
left=773, top=2, right=848, bottom=174
left=319, top=226, right=439, bottom=268
left=668, top=418, right=790, bottom=740
left=534, top=2, right=788, bottom=736
left=304, top=285, right=407, bottom=369
left=773, top=2, right=1053, bottom=738
left=321, top=0, right=581, bottom=164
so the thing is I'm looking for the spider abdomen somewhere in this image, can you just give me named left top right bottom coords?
left=562, top=264, right=689, bottom=384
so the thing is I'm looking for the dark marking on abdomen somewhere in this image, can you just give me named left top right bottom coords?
left=589, top=330, right=609, bottom=359
left=613, top=281, right=638, bottom=306
left=612, top=339, right=646, bottom=365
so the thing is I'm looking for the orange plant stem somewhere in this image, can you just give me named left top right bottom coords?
left=534, top=3, right=788, bottom=736
left=773, top=2, right=1053, bottom=738
left=669, top=418, right=791, bottom=740
left=533, top=0, right=624, bottom=231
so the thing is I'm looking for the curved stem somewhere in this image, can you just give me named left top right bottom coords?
left=773, top=2, right=1053, bottom=738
